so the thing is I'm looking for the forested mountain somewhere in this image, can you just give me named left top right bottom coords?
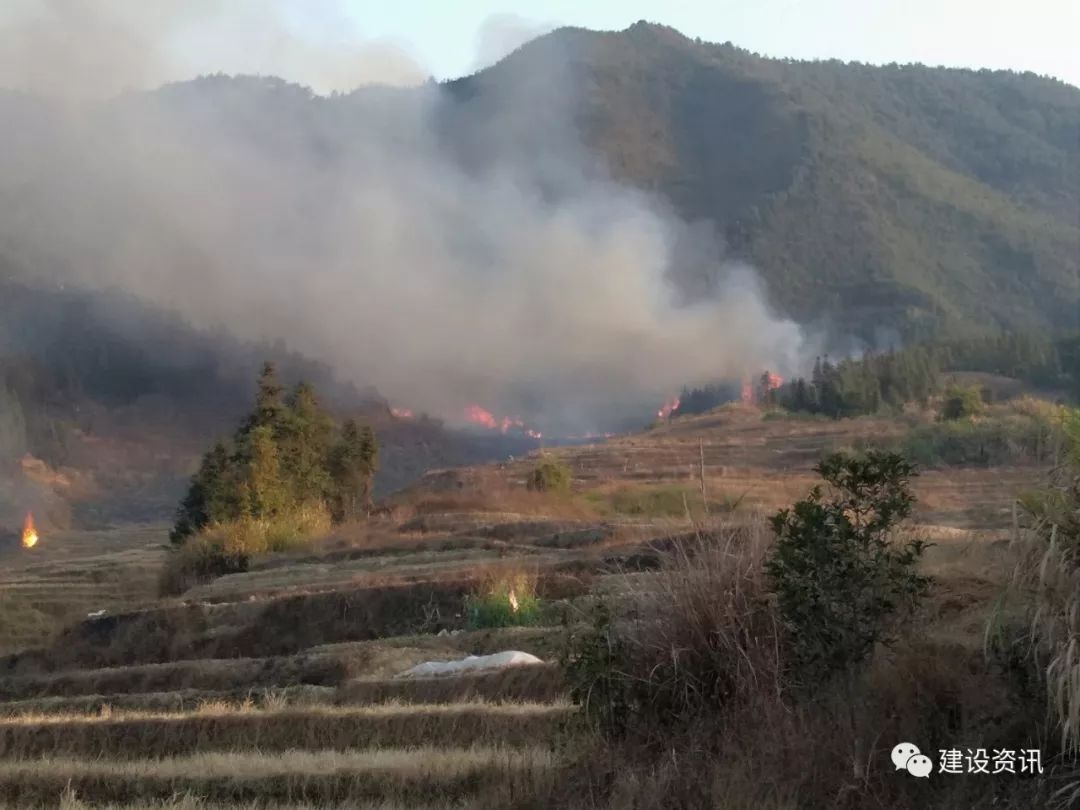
left=5, top=22, right=1076, bottom=346
left=450, top=22, right=1079, bottom=338
left=0, top=21, right=1077, bottom=524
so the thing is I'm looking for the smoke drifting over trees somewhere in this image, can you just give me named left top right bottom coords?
left=0, top=3, right=806, bottom=435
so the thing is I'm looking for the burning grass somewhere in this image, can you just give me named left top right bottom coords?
left=20, top=513, right=38, bottom=550
left=466, top=570, right=543, bottom=629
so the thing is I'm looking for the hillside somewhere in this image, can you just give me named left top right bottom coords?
left=0, top=402, right=1056, bottom=807
left=0, top=277, right=533, bottom=530
left=448, top=22, right=1080, bottom=338
left=2, top=24, right=1076, bottom=348
left=0, top=21, right=1077, bottom=526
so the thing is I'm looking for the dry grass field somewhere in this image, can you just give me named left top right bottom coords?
left=0, top=402, right=1053, bottom=808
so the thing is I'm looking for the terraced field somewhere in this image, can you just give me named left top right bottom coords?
left=0, top=406, right=1047, bottom=808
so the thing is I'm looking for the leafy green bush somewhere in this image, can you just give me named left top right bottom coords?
left=587, top=483, right=743, bottom=518
left=525, top=459, right=571, bottom=493
left=158, top=536, right=248, bottom=596
left=211, top=503, right=332, bottom=556
left=940, top=384, right=985, bottom=420
left=893, top=414, right=1060, bottom=467
left=466, top=572, right=542, bottom=629
left=605, top=484, right=690, bottom=517
left=158, top=505, right=330, bottom=596
left=766, top=451, right=930, bottom=687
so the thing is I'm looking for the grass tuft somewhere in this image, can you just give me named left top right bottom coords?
left=466, top=571, right=543, bottom=629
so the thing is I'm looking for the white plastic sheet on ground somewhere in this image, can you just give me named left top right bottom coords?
left=397, top=650, right=544, bottom=678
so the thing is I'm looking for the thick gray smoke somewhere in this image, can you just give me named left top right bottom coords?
left=0, top=3, right=806, bottom=435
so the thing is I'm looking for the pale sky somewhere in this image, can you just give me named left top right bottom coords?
left=1, top=1, right=1077, bottom=98
left=352, top=0, right=1078, bottom=86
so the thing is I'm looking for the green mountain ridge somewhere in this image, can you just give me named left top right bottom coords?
left=4, top=22, right=1077, bottom=342
left=461, top=22, right=1078, bottom=337
left=0, top=20, right=1078, bottom=518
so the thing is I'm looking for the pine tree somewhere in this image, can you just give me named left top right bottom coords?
left=171, top=363, right=380, bottom=544
left=242, top=424, right=287, bottom=518
left=328, top=419, right=379, bottom=522
left=244, top=361, right=286, bottom=437
left=817, top=358, right=841, bottom=418
left=281, top=382, right=334, bottom=504
left=170, top=441, right=235, bottom=543
left=792, top=378, right=812, bottom=412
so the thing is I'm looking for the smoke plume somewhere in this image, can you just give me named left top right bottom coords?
left=0, top=4, right=806, bottom=435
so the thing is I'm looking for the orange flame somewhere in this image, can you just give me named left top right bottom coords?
left=464, top=404, right=499, bottom=430
left=390, top=407, right=414, bottom=419
left=742, top=371, right=784, bottom=404
left=657, top=396, right=681, bottom=420
left=21, top=512, right=38, bottom=549
left=463, top=405, right=541, bottom=440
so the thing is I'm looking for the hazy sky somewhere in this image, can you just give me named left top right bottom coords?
left=1, top=1, right=1076, bottom=97
left=351, top=0, right=1078, bottom=85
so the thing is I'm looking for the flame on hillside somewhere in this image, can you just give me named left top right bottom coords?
left=21, top=512, right=39, bottom=549
left=742, top=371, right=784, bottom=404
left=463, top=404, right=542, bottom=440
left=657, top=397, right=681, bottom=420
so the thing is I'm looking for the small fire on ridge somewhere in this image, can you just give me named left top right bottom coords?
left=463, top=405, right=542, bottom=440
left=656, top=396, right=681, bottom=420
left=21, top=512, right=39, bottom=549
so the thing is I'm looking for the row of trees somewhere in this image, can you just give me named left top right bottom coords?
left=170, top=363, right=377, bottom=544
left=771, top=348, right=939, bottom=418
left=663, top=332, right=1080, bottom=427
left=936, top=333, right=1071, bottom=390
left=771, top=333, right=1080, bottom=420
left=670, top=382, right=742, bottom=418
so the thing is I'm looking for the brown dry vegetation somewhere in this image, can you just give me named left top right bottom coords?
left=0, top=403, right=1059, bottom=808
left=0, top=747, right=555, bottom=807
left=552, top=524, right=1050, bottom=809
left=0, top=524, right=165, bottom=652
left=0, top=702, right=570, bottom=759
